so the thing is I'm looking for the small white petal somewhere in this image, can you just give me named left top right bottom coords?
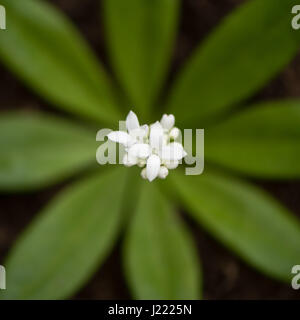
left=137, top=159, right=146, bottom=167
left=158, top=166, right=169, bottom=179
left=161, top=114, right=175, bottom=130
left=126, top=111, right=140, bottom=132
left=165, top=160, right=179, bottom=170
left=150, top=121, right=164, bottom=151
left=130, top=128, right=147, bottom=142
left=163, top=133, right=169, bottom=145
left=146, top=154, right=161, bottom=182
left=107, top=131, right=134, bottom=146
left=141, top=168, right=147, bottom=180
left=169, top=127, right=180, bottom=140
left=140, top=124, right=149, bottom=136
left=128, top=143, right=151, bottom=159
left=122, top=153, right=137, bottom=167
left=161, top=142, right=187, bottom=161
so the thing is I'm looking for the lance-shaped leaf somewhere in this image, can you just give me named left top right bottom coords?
left=171, top=170, right=300, bottom=282
left=124, top=182, right=201, bottom=299
left=205, top=100, right=300, bottom=179
left=0, top=0, right=121, bottom=124
left=103, top=0, right=179, bottom=117
left=0, top=168, right=127, bottom=300
left=0, top=112, right=96, bottom=191
left=167, top=0, right=300, bottom=126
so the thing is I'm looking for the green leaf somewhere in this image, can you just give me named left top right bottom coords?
left=0, top=168, right=127, bottom=300
left=206, top=100, right=300, bottom=179
left=0, top=112, right=96, bottom=191
left=167, top=0, right=300, bottom=126
left=171, top=170, right=300, bottom=281
left=103, top=0, right=179, bottom=117
left=124, top=182, right=201, bottom=299
left=0, top=0, right=121, bottom=124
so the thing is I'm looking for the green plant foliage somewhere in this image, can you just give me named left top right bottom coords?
left=171, top=170, right=300, bottom=281
left=0, top=0, right=300, bottom=300
left=0, top=112, right=96, bottom=191
left=0, top=0, right=121, bottom=124
left=206, top=100, right=300, bottom=178
left=124, top=182, right=201, bottom=299
left=167, top=0, right=300, bottom=126
left=0, top=168, right=127, bottom=300
left=103, top=0, right=179, bottom=118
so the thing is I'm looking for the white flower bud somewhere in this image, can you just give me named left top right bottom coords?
left=165, top=160, right=179, bottom=170
left=141, top=124, right=149, bottom=136
left=163, top=133, right=169, bottom=145
left=161, top=114, right=175, bottom=130
left=141, top=168, right=147, bottom=179
left=122, top=153, right=137, bottom=167
left=137, top=159, right=146, bottom=167
left=109, top=111, right=185, bottom=182
left=169, top=127, right=180, bottom=140
left=158, top=166, right=169, bottom=179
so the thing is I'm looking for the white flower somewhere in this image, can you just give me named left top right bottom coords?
left=128, top=143, right=151, bottom=159
left=164, top=160, right=179, bottom=170
left=160, top=142, right=187, bottom=161
left=107, top=110, right=148, bottom=148
left=158, top=166, right=169, bottom=179
left=160, top=113, right=181, bottom=141
left=150, top=121, right=164, bottom=152
left=161, top=114, right=175, bottom=130
left=107, top=110, right=187, bottom=182
left=146, top=154, right=161, bottom=182
left=122, top=153, right=137, bottom=167
left=141, top=168, right=147, bottom=179
left=169, top=127, right=180, bottom=140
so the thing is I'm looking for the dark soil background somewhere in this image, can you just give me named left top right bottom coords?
left=1, top=0, right=300, bottom=299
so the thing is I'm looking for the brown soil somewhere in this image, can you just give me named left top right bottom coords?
left=0, top=0, right=300, bottom=299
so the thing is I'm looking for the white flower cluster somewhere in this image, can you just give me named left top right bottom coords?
left=107, top=111, right=187, bottom=181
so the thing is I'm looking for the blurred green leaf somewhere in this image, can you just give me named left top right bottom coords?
left=0, top=112, right=96, bottom=191
left=124, top=182, right=201, bottom=299
left=103, top=0, right=179, bottom=117
left=206, top=100, right=300, bottom=179
left=0, top=168, right=127, bottom=300
left=120, top=167, right=143, bottom=226
left=167, top=0, right=300, bottom=126
left=171, top=170, right=300, bottom=281
left=0, top=0, right=121, bottom=124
